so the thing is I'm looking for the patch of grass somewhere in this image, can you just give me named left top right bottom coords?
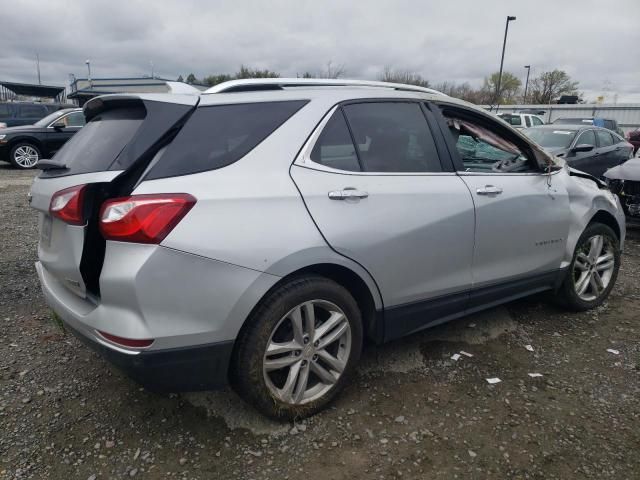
left=50, top=310, right=66, bottom=334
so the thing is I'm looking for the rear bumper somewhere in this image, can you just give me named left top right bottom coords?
left=65, top=320, right=233, bottom=392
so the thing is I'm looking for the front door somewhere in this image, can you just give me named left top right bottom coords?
left=291, top=101, right=476, bottom=339
left=435, top=104, right=571, bottom=309
left=45, top=111, right=86, bottom=156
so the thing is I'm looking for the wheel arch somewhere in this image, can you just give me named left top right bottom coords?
left=588, top=210, right=621, bottom=241
left=8, top=136, right=45, bottom=157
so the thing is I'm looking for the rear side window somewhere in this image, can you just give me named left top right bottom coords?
left=499, top=114, right=521, bottom=126
left=51, top=106, right=146, bottom=173
left=532, top=116, right=543, bottom=126
left=146, top=101, right=307, bottom=179
left=342, top=102, right=441, bottom=172
left=596, top=130, right=614, bottom=147
left=0, top=104, right=11, bottom=116
left=310, top=110, right=360, bottom=171
left=603, top=119, right=615, bottom=130
left=575, top=130, right=597, bottom=147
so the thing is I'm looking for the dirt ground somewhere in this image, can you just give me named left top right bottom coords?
left=1, top=165, right=639, bottom=480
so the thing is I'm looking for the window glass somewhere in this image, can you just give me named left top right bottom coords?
left=575, top=130, right=597, bottom=147
left=52, top=106, right=146, bottom=173
left=523, top=128, right=576, bottom=148
left=147, top=101, right=307, bottom=179
left=342, top=102, right=441, bottom=172
left=603, top=120, right=615, bottom=130
left=444, top=112, right=534, bottom=173
left=0, top=104, right=11, bottom=116
left=310, top=110, right=360, bottom=171
left=498, top=114, right=521, bottom=126
left=524, top=116, right=532, bottom=127
left=596, top=130, right=614, bottom=147
left=18, top=105, right=47, bottom=117
left=65, top=112, right=85, bottom=127
left=532, top=116, right=543, bottom=126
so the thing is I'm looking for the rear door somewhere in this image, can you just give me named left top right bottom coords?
left=44, top=111, right=86, bottom=155
left=30, top=95, right=198, bottom=298
left=594, top=129, right=619, bottom=177
left=17, top=104, right=48, bottom=126
left=291, top=101, right=476, bottom=340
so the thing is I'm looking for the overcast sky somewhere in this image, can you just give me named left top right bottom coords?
left=1, top=0, right=638, bottom=102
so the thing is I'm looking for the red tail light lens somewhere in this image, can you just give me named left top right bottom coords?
left=99, top=193, right=196, bottom=244
left=49, top=184, right=86, bottom=225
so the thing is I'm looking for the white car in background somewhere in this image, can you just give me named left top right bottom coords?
left=498, top=112, right=545, bottom=130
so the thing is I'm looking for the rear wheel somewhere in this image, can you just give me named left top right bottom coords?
left=10, top=142, right=41, bottom=169
left=230, top=276, right=363, bottom=420
left=556, top=223, right=620, bottom=311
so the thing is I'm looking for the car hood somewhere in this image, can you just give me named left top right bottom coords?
left=604, top=158, right=640, bottom=181
left=0, top=124, right=43, bottom=134
left=543, top=146, right=570, bottom=157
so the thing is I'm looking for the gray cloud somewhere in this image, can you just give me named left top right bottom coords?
left=1, top=0, right=638, bottom=101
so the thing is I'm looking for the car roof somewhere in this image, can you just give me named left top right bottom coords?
left=530, top=124, right=592, bottom=132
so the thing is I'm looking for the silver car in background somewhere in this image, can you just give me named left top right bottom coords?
left=30, top=79, right=625, bottom=419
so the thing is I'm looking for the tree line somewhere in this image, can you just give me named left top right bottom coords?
left=177, top=64, right=580, bottom=105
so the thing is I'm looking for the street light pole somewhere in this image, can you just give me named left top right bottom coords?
left=85, top=59, right=92, bottom=88
left=523, top=65, right=531, bottom=104
left=494, top=15, right=516, bottom=108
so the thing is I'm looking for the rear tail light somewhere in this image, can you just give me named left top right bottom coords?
left=99, top=193, right=196, bottom=244
left=49, top=184, right=86, bottom=225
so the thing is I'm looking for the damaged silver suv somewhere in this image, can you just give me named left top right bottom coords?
left=31, top=79, right=625, bottom=419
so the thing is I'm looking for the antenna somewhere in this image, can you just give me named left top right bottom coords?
left=36, top=53, right=41, bottom=85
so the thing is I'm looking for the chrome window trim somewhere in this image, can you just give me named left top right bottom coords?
left=456, top=169, right=562, bottom=177
left=47, top=111, right=83, bottom=129
left=294, top=105, right=453, bottom=177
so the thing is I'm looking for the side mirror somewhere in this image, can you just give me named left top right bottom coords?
left=571, top=144, right=594, bottom=153
left=51, top=121, right=66, bottom=130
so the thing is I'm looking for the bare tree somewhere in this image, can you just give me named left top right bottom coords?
left=528, top=70, right=580, bottom=104
left=321, top=61, right=346, bottom=79
left=379, top=67, right=430, bottom=87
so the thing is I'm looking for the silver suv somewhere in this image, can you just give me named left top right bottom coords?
left=31, top=79, right=625, bottom=419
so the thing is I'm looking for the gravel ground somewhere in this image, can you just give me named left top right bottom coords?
left=1, top=164, right=639, bottom=479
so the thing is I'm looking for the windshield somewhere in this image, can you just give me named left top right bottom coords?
left=523, top=128, right=576, bottom=148
left=34, top=110, right=68, bottom=127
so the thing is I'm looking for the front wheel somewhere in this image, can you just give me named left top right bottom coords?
left=230, top=276, right=363, bottom=420
left=556, top=222, right=620, bottom=311
left=10, top=142, right=41, bottom=169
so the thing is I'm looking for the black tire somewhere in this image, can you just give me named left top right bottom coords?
left=9, top=142, right=41, bottom=169
left=555, top=222, right=620, bottom=311
left=230, top=275, right=363, bottom=420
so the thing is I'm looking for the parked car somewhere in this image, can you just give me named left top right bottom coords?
left=604, top=158, right=640, bottom=226
left=552, top=117, right=625, bottom=137
left=0, top=102, right=76, bottom=128
left=0, top=108, right=85, bottom=169
left=30, top=79, right=625, bottom=420
left=625, top=127, right=640, bottom=155
left=497, top=112, right=544, bottom=130
left=523, top=124, right=634, bottom=178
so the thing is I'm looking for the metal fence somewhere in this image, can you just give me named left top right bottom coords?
left=484, top=103, right=640, bottom=133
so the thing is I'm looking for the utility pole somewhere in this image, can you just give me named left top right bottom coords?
left=150, top=61, right=154, bottom=79
left=36, top=53, right=41, bottom=85
left=523, top=65, right=531, bottom=104
left=494, top=15, right=516, bottom=108
left=85, top=59, right=92, bottom=88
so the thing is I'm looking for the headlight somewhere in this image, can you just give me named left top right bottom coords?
left=0, top=134, right=7, bottom=141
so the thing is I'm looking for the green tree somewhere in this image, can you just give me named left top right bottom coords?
left=185, top=73, right=198, bottom=84
left=234, top=65, right=279, bottom=79
left=203, top=74, right=233, bottom=86
left=484, top=71, right=521, bottom=104
left=528, top=70, right=580, bottom=104
left=176, top=74, right=184, bottom=82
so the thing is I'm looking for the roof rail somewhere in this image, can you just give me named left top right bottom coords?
left=204, top=78, right=446, bottom=96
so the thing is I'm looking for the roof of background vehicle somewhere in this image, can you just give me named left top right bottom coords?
left=527, top=124, right=598, bottom=131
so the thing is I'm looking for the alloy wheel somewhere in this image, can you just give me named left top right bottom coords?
left=263, top=299, right=351, bottom=405
left=573, top=234, right=616, bottom=302
left=13, top=145, right=40, bottom=168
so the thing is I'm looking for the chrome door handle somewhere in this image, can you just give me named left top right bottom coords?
left=328, top=189, right=369, bottom=200
left=476, top=185, right=503, bottom=195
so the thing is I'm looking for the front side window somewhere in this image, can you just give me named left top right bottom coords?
left=65, top=112, right=86, bottom=127
left=596, top=130, right=614, bottom=147
left=575, top=130, right=597, bottom=147
left=532, top=116, right=543, bottom=126
left=341, top=102, right=441, bottom=173
left=310, top=110, right=360, bottom=171
left=444, top=110, right=536, bottom=173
